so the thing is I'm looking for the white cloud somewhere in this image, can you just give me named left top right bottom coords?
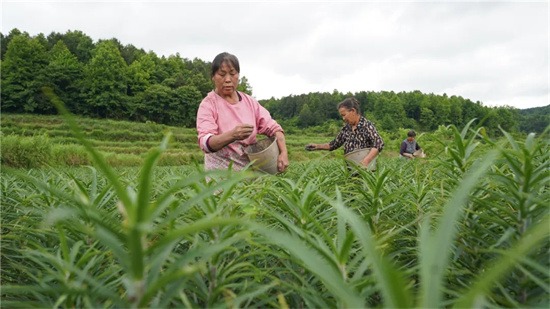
left=2, top=0, right=548, bottom=109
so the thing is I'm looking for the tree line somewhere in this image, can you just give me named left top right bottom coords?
left=260, top=90, right=535, bottom=136
left=1, top=29, right=548, bottom=134
left=1, top=29, right=252, bottom=127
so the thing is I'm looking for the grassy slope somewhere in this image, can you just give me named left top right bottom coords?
left=2, top=113, right=423, bottom=168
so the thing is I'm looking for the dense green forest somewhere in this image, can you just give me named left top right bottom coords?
left=1, top=28, right=548, bottom=135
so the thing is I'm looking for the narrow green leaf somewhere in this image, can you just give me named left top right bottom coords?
left=326, top=188, right=414, bottom=308
left=251, top=223, right=365, bottom=308
left=42, top=87, right=133, bottom=221
left=418, top=150, right=499, bottom=308
left=455, top=215, right=550, bottom=308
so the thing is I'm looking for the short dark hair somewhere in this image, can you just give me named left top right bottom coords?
left=211, top=52, right=240, bottom=78
left=337, top=98, right=361, bottom=115
left=407, top=130, right=416, bottom=137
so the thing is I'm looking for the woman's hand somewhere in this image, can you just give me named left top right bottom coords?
left=232, top=124, right=254, bottom=141
left=305, top=143, right=316, bottom=151
left=277, top=152, right=289, bottom=173
left=360, top=148, right=379, bottom=167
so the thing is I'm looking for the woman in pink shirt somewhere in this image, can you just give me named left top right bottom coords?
left=196, top=52, right=289, bottom=173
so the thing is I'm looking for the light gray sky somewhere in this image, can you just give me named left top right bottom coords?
left=2, top=0, right=549, bottom=109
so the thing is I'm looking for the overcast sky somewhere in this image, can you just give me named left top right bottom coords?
left=2, top=0, right=549, bottom=109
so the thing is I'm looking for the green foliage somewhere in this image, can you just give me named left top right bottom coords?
left=0, top=113, right=497, bottom=169
left=51, top=144, right=91, bottom=166
left=1, top=35, right=49, bottom=113
left=1, top=133, right=52, bottom=168
left=42, top=40, right=84, bottom=113
left=297, top=103, right=316, bottom=128
left=171, top=85, right=203, bottom=127
left=0, top=114, right=205, bottom=168
left=82, top=40, right=128, bottom=118
left=236, top=76, right=253, bottom=95
left=46, top=29, right=94, bottom=63
left=3, top=126, right=549, bottom=308
left=2, top=120, right=549, bottom=307
left=126, top=57, right=151, bottom=97
left=519, top=105, right=550, bottom=134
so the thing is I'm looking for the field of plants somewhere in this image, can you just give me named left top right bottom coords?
left=1, top=111, right=549, bottom=308
left=1, top=113, right=356, bottom=169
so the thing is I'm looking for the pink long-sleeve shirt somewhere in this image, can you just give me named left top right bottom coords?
left=196, top=91, right=283, bottom=171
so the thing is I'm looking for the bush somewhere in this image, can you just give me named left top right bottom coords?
left=157, top=152, right=203, bottom=166
left=51, top=144, right=91, bottom=166
left=89, top=129, right=106, bottom=139
left=1, top=134, right=52, bottom=168
left=102, top=152, right=143, bottom=167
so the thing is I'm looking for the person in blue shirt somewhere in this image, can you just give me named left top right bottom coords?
left=400, top=130, right=425, bottom=159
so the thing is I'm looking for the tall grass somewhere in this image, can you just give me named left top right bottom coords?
left=1, top=133, right=52, bottom=168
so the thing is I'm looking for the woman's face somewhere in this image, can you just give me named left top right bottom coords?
left=213, top=61, right=239, bottom=97
left=338, top=107, right=358, bottom=125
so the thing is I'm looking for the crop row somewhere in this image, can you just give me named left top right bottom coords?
left=2, top=121, right=548, bottom=308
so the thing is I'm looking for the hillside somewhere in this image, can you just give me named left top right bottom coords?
left=519, top=104, right=550, bottom=115
left=518, top=104, right=550, bottom=134
left=0, top=114, right=338, bottom=168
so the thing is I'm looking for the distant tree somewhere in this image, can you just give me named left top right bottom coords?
left=237, top=76, right=253, bottom=95
left=188, top=57, right=211, bottom=80
left=186, top=72, right=213, bottom=98
left=160, top=54, right=187, bottom=83
left=1, top=28, right=27, bottom=60
left=278, top=95, right=298, bottom=119
left=8, top=27, right=541, bottom=136
left=185, top=58, right=214, bottom=97
left=519, top=105, right=550, bottom=134
left=82, top=40, right=128, bottom=118
left=150, top=54, right=171, bottom=84
left=428, top=93, right=451, bottom=126
left=375, top=91, right=406, bottom=127
left=137, top=84, right=173, bottom=123
left=262, top=97, right=279, bottom=117
left=172, top=85, right=203, bottom=127
left=161, top=77, right=179, bottom=89
left=448, top=95, right=464, bottom=127
left=319, top=91, right=341, bottom=120
left=127, top=59, right=151, bottom=96
left=419, top=107, right=435, bottom=130
left=1, top=35, right=49, bottom=113
left=400, top=90, right=425, bottom=121
left=520, top=113, right=550, bottom=134
left=496, top=106, right=519, bottom=133
left=298, top=104, right=316, bottom=128
left=120, top=43, right=146, bottom=66
left=360, top=91, right=379, bottom=114
left=46, top=31, right=64, bottom=50
left=332, top=89, right=343, bottom=106
left=47, top=30, right=94, bottom=63
left=462, top=99, right=485, bottom=127
left=42, top=40, right=84, bottom=113
left=381, top=114, right=397, bottom=131
left=34, top=33, right=49, bottom=50
left=484, top=106, right=519, bottom=136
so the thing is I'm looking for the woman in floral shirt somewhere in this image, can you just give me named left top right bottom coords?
left=305, top=98, right=384, bottom=169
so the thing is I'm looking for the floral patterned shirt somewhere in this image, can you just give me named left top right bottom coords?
left=329, top=116, right=384, bottom=154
